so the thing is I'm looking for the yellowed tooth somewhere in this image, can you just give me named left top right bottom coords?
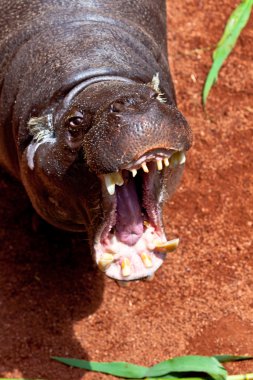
left=154, top=238, right=180, bottom=253
left=144, top=220, right=151, bottom=228
left=121, top=257, right=131, bottom=277
left=140, top=252, right=153, bottom=268
left=98, top=253, right=114, bottom=271
left=116, top=280, right=130, bottom=287
left=112, top=171, right=124, bottom=186
left=104, top=171, right=124, bottom=195
left=164, top=157, right=170, bottom=167
left=157, top=159, right=163, bottom=171
left=131, top=169, right=137, bottom=177
left=142, top=162, right=149, bottom=173
left=170, top=151, right=186, bottom=168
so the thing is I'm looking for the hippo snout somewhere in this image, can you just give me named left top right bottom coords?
left=83, top=95, right=192, bottom=174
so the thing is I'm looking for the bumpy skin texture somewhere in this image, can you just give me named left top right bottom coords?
left=0, top=0, right=173, bottom=174
left=0, top=1, right=192, bottom=261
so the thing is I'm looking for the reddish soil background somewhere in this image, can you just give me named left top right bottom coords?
left=0, top=1, right=253, bottom=379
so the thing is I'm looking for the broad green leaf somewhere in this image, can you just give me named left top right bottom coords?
left=145, top=356, right=226, bottom=380
left=214, top=355, right=253, bottom=363
left=203, top=0, right=253, bottom=104
left=52, top=357, right=147, bottom=378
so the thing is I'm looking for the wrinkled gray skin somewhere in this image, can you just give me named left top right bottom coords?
left=0, top=0, right=192, bottom=280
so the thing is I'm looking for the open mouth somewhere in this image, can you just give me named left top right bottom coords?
left=94, top=150, right=186, bottom=282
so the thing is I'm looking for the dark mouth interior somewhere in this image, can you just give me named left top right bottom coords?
left=115, top=170, right=145, bottom=246
left=106, top=161, right=160, bottom=246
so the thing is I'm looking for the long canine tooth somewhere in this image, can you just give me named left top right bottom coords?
left=131, top=169, right=137, bottom=177
left=121, top=258, right=131, bottom=277
left=140, top=252, right=153, bottom=268
left=104, top=171, right=124, bottom=195
left=170, top=151, right=186, bottom=167
left=157, top=159, right=163, bottom=171
left=104, top=174, right=115, bottom=195
left=98, top=253, right=114, bottom=271
left=155, top=238, right=180, bottom=253
left=142, top=162, right=149, bottom=173
left=164, top=157, right=170, bottom=167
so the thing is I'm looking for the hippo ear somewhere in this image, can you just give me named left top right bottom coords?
left=28, top=114, right=54, bottom=142
left=148, top=73, right=167, bottom=103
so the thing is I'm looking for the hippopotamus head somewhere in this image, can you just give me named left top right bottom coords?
left=21, top=75, right=192, bottom=282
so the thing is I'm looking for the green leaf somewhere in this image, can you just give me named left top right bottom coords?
left=52, top=357, right=147, bottom=378
left=145, top=356, right=227, bottom=380
left=144, top=378, right=210, bottom=380
left=202, top=0, right=253, bottom=104
left=214, top=355, right=253, bottom=363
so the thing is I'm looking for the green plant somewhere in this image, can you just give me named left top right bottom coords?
left=202, top=0, right=253, bottom=105
left=52, top=354, right=253, bottom=380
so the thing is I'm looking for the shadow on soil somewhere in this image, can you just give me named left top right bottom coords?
left=0, top=169, right=104, bottom=380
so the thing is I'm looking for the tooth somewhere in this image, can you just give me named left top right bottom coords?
left=131, top=169, right=137, bottom=177
left=144, top=273, right=155, bottom=282
left=112, top=172, right=124, bottom=186
left=142, top=162, right=149, bottom=173
left=121, top=258, right=131, bottom=277
left=143, top=220, right=151, bottom=228
left=116, top=280, right=130, bottom=287
left=140, top=252, right=153, bottom=268
left=104, top=174, right=115, bottom=195
left=157, top=159, right=163, bottom=171
left=104, top=171, right=124, bottom=195
left=154, top=238, right=180, bottom=253
left=170, top=151, right=186, bottom=167
left=164, top=157, right=170, bottom=167
left=98, top=253, right=114, bottom=271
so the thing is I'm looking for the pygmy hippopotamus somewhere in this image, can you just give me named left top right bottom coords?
left=0, top=0, right=192, bottom=282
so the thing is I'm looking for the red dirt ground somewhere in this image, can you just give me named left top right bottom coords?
left=0, top=1, right=253, bottom=379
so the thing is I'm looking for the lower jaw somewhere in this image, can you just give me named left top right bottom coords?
left=94, top=224, right=170, bottom=281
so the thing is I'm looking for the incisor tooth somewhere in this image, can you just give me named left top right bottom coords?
left=155, top=238, right=180, bottom=253
left=157, top=160, right=163, bottom=171
left=170, top=151, right=186, bottom=167
left=112, top=171, right=124, bottom=186
left=98, top=253, right=114, bottom=271
left=141, top=252, right=153, bottom=268
left=142, top=162, right=149, bottom=173
left=121, top=258, right=131, bottom=277
left=164, top=157, right=170, bottom=167
left=131, top=169, right=137, bottom=177
left=104, top=171, right=124, bottom=195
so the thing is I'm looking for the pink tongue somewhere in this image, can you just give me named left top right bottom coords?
left=115, top=176, right=144, bottom=246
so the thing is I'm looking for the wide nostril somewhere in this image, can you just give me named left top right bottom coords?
left=110, top=101, right=126, bottom=113
left=110, top=98, right=137, bottom=113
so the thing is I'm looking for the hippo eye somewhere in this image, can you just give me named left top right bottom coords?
left=68, top=115, right=83, bottom=127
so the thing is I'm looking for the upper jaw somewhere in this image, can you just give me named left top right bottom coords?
left=93, top=149, right=186, bottom=282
